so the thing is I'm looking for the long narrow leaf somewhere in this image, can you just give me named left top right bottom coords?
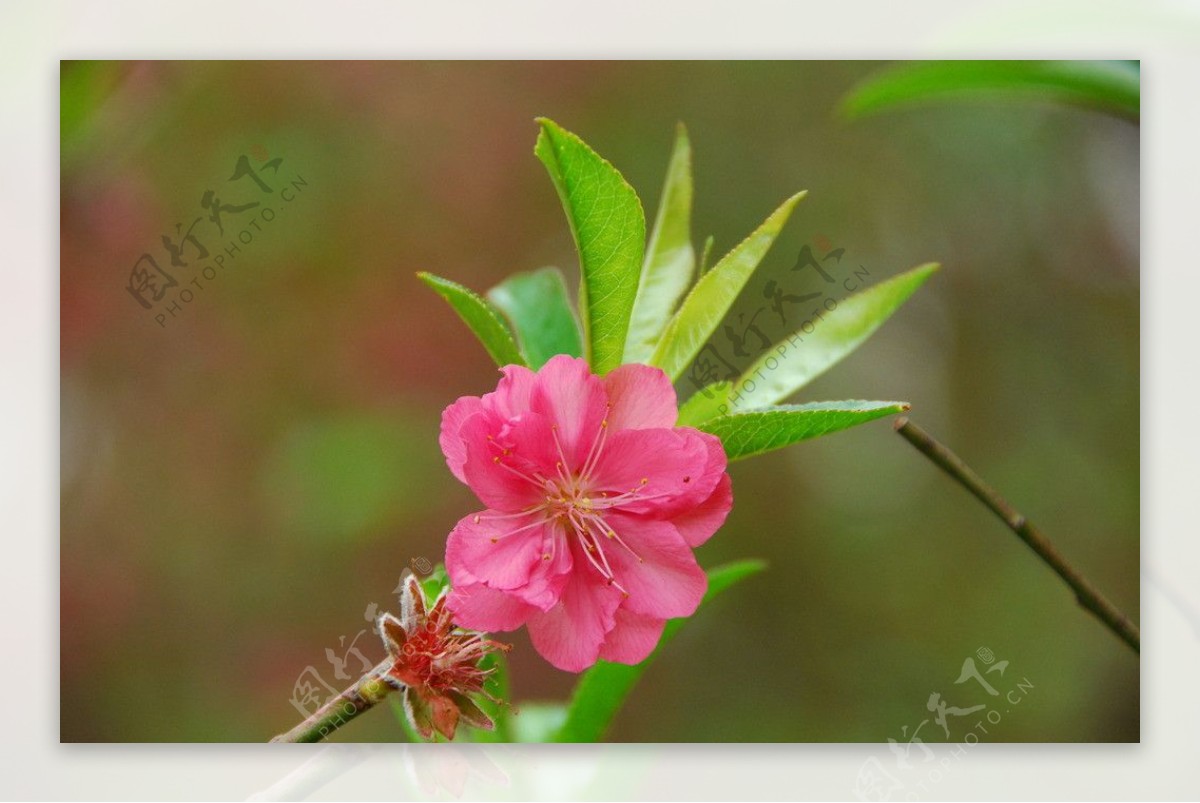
left=676, top=381, right=733, bottom=428
left=840, top=60, right=1140, bottom=122
left=649, top=192, right=806, bottom=381
left=418, top=272, right=526, bottom=368
left=487, top=267, right=583, bottom=369
left=729, top=263, right=938, bottom=411
left=624, top=123, right=695, bottom=364
left=554, top=559, right=766, bottom=743
left=534, top=118, right=646, bottom=375
left=699, top=401, right=909, bottom=461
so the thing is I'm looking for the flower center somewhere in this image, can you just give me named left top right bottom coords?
left=482, top=410, right=649, bottom=595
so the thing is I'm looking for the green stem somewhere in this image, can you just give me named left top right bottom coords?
left=894, top=417, right=1140, bottom=653
left=271, top=660, right=395, bottom=743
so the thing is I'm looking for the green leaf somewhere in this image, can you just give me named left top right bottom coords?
left=417, top=272, right=526, bottom=368
left=676, top=381, right=733, bottom=428
left=698, top=400, right=909, bottom=461
left=840, top=60, right=1140, bottom=122
left=467, top=650, right=513, bottom=742
left=419, top=563, right=450, bottom=602
left=487, top=267, right=583, bottom=369
left=553, top=559, right=766, bottom=743
left=624, top=123, right=695, bottom=364
left=534, top=118, right=646, bottom=375
left=648, top=192, right=806, bottom=381
left=698, top=234, right=716, bottom=276
left=730, top=263, right=938, bottom=411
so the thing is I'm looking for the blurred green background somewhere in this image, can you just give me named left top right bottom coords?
left=60, top=61, right=1138, bottom=742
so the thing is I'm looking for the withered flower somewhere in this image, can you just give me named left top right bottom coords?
left=378, top=574, right=509, bottom=740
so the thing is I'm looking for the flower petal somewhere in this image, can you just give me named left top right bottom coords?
left=669, top=472, right=733, bottom=547
left=439, top=395, right=484, bottom=483
left=446, top=582, right=537, bottom=633
left=602, top=513, right=707, bottom=619
left=526, top=541, right=623, bottom=672
left=509, top=518, right=574, bottom=610
left=590, top=427, right=721, bottom=516
left=598, top=608, right=666, bottom=665
left=501, top=410, right=564, bottom=484
left=483, top=364, right=537, bottom=418
left=459, top=412, right=545, bottom=511
left=528, top=355, right=608, bottom=471
left=446, top=511, right=546, bottom=591
left=603, top=363, right=678, bottom=431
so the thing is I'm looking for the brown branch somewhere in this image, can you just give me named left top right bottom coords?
left=271, top=660, right=395, bottom=743
left=894, top=417, right=1139, bottom=653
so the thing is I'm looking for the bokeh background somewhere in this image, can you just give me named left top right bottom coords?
left=60, top=61, right=1138, bottom=743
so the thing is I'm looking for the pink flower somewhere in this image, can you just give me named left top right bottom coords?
left=439, top=355, right=733, bottom=672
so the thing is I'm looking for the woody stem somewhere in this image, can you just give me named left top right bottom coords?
left=270, top=660, right=396, bottom=743
left=894, top=417, right=1139, bottom=653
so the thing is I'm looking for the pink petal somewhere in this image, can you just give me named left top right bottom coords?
left=602, top=513, right=707, bottom=619
left=590, top=427, right=721, bottom=517
left=598, top=608, right=666, bottom=665
left=526, top=540, right=623, bottom=672
left=670, top=472, right=733, bottom=547
left=446, top=582, right=537, bottom=632
left=439, top=395, right=484, bottom=484
left=506, top=518, right=573, bottom=611
left=483, top=364, right=536, bottom=419
left=602, top=363, right=678, bottom=431
left=528, top=355, right=608, bottom=471
left=501, top=411, right=564, bottom=483
left=459, top=412, right=545, bottom=511
left=445, top=511, right=546, bottom=591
